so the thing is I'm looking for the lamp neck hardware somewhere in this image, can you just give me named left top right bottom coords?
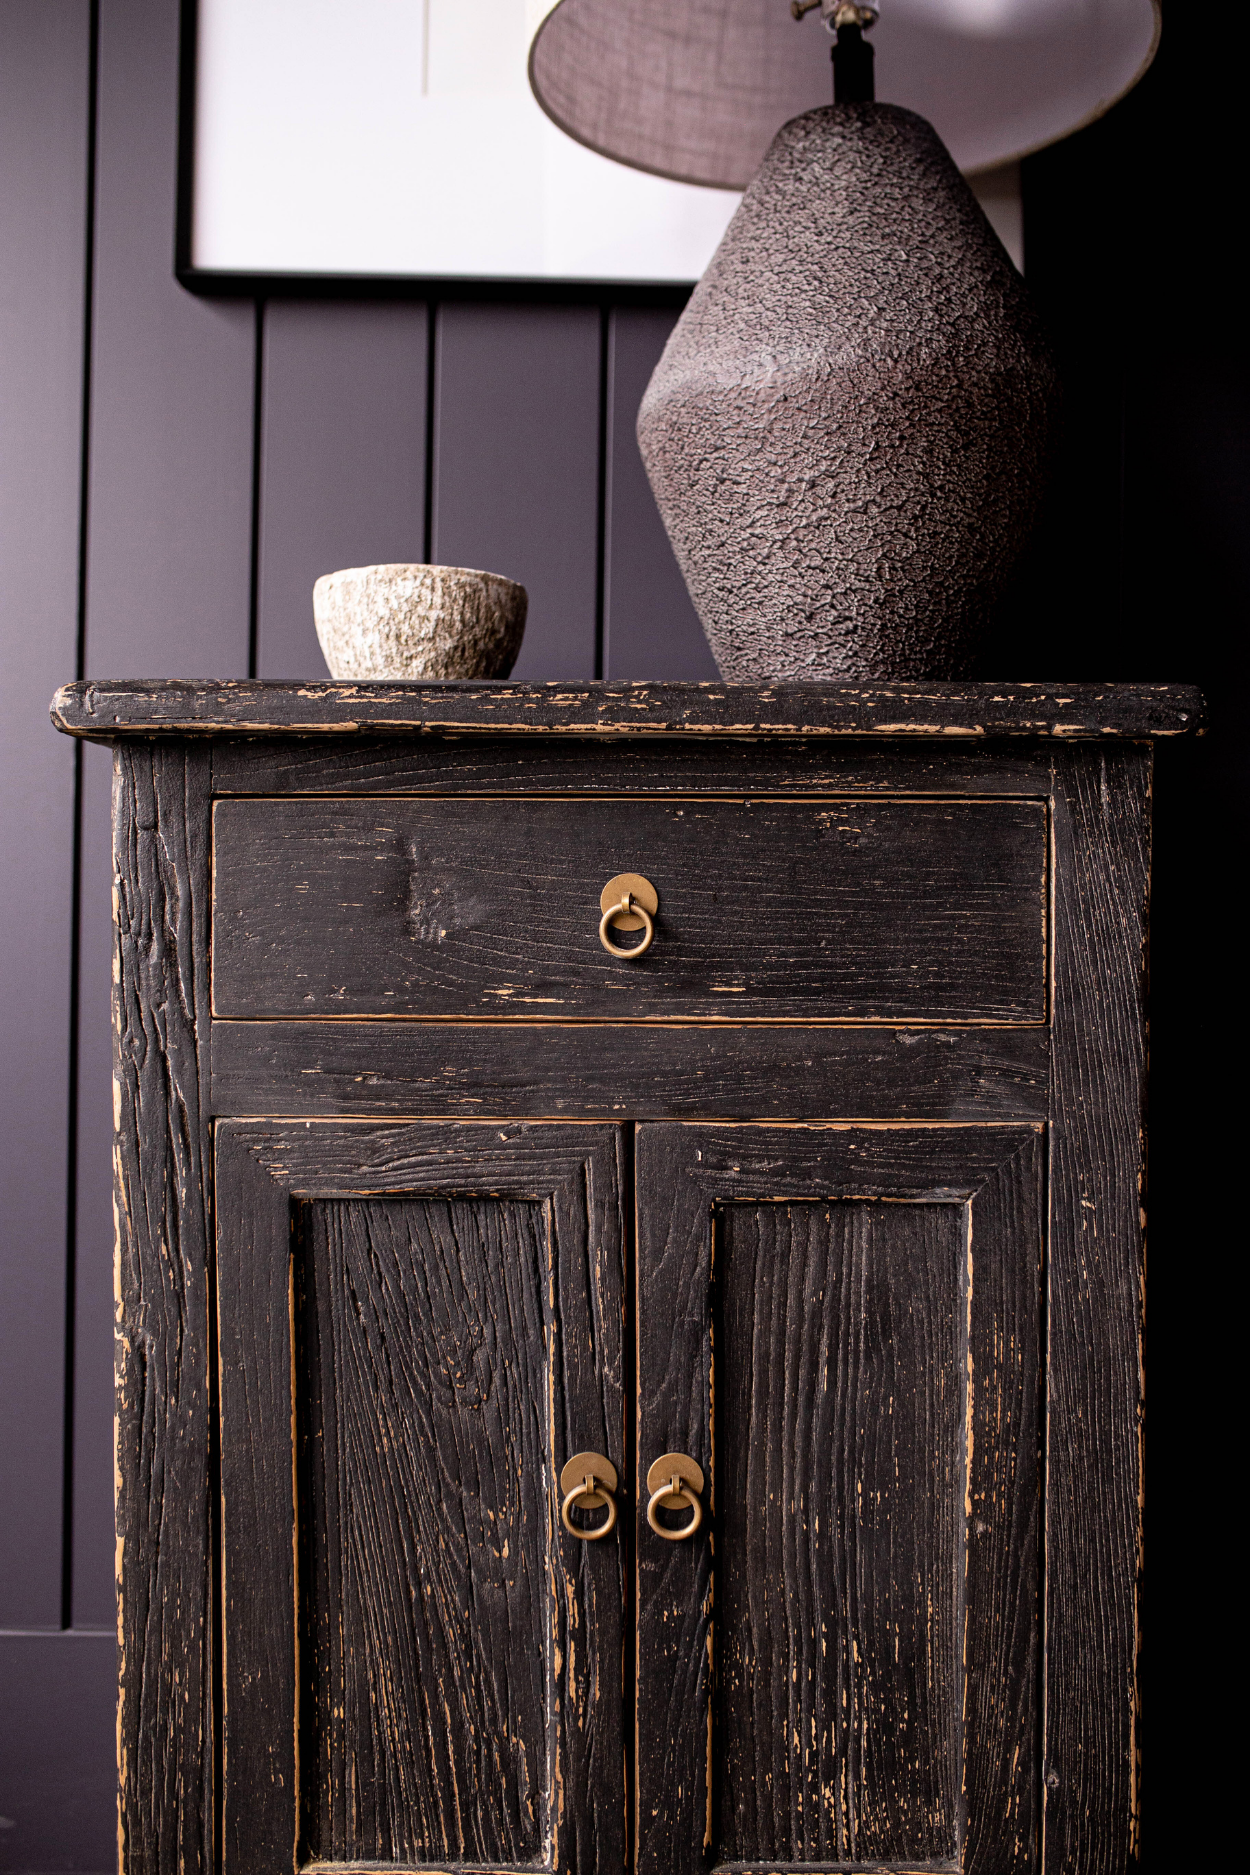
left=789, top=0, right=879, bottom=28
left=789, top=0, right=877, bottom=102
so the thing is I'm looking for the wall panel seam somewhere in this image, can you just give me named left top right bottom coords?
left=247, top=300, right=264, bottom=679
left=64, top=0, right=102, bottom=1635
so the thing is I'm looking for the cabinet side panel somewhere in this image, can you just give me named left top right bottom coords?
left=114, top=743, right=215, bottom=1875
left=714, top=1198, right=964, bottom=1866
left=297, top=1194, right=552, bottom=1866
left=1045, top=747, right=1150, bottom=1874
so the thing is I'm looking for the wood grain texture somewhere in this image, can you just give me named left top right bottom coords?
left=298, top=1194, right=551, bottom=1864
left=714, top=1199, right=964, bottom=1867
left=113, top=743, right=215, bottom=1875
left=211, top=1129, right=295, bottom=1875
left=256, top=300, right=429, bottom=681
left=1044, top=747, right=1150, bottom=1875
left=209, top=732, right=1055, bottom=798
left=210, top=1019, right=1050, bottom=1123
left=215, top=1120, right=626, bottom=1875
left=963, top=1131, right=1044, bottom=1874
left=51, top=679, right=1205, bottom=740
left=634, top=1123, right=1042, bottom=1875
left=209, top=796, right=1047, bottom=1023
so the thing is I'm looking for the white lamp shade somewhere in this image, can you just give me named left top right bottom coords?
left=528, top=0, right=1160, bottom=185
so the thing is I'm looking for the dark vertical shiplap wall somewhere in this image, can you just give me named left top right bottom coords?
left=257, top=301, right=429, bottom=679
left=432, top=303, right=603, bottom=680
left=0, top=7, right=117, bottom=1868
left=603, top=310, right=716, bottom=680
left=0, top=0, right=90, bottom=1638
left=0, top=1, right=1237, bottom=1868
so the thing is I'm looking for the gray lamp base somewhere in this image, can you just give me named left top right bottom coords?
left=638, top=103, right=1060, bottom=681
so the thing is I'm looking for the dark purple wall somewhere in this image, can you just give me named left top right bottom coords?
left=0, top=0, right=1238, bottom=1865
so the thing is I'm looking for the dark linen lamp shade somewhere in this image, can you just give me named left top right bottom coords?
left=529, top=0, right=1160, bottom=185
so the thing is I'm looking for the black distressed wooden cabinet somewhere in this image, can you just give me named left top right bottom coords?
left=52, top=680, right=1201, bottom=1875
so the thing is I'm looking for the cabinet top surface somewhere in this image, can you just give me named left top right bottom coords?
left=50, top=678, right=1202, bottom=741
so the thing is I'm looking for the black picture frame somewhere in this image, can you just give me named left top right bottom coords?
left=174, top=0, right=697, bottom=308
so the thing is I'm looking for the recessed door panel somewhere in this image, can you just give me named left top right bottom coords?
left=635, top=1123, right=1042, bottom=1875
left=215, top=1121, right=626, bottom=1875
left=715, top=1198, right=964, bottom=1865
left=297, top=1194, right=551, bottom=1865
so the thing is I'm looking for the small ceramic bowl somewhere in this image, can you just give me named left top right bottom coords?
left=313, top=563, right=527, bottom=680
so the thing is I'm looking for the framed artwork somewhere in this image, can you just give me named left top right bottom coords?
left=181, top=0, right=743, bottom=291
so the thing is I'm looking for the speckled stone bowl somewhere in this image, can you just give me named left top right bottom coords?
left=313, top=563, right=528, bottom=681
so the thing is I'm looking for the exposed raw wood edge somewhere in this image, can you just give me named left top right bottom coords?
left=50, top=679, right=1204, bottom=741
left=209, top=1016, right=1050, bottom=1029
left=710, top=1862, right=961, bottom=1872
left=709, top=1864, right=961, bottom=1873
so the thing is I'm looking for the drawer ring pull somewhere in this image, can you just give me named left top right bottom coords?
left=599, top=894, right=654, bottom=958
left=559, top=1451, right=619, bottom=1541
left=645, top=1453, right=705, bottom=1542
left=598, top=873, right=659, bottom=959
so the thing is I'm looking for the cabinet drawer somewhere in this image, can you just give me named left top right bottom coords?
left=211, top=796, right=1047, bottom=1022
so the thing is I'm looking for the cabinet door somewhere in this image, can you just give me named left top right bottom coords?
left=215, top=1120, right=626, bottom=1875
left=636, top=1124, right=1043, bottom=1875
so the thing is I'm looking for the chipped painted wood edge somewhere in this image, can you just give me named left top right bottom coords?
left=1043, top=744, right=1150, bottom=1874
left=51, top=680, right=1205, bottom=741
left=113, top=744, right=215, bottom=1875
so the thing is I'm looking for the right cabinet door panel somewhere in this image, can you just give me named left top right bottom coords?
left=635, top=1123, right=1044, bottom=1875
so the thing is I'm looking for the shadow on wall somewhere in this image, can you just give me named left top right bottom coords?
left=0, top=1633, right=115, bottom=1873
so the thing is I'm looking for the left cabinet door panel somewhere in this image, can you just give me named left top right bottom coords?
left=215, top=1120, right=627, bottom=1875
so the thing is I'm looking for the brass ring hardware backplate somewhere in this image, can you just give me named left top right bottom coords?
left=645, top=1452, right=704, bottom=1541
left=560, top=1451, right=619, bottom=1541
left=598, top=873, right=658, bottom=959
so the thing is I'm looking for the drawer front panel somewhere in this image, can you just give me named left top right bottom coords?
left=211, top=796, right=1047, bottom=1022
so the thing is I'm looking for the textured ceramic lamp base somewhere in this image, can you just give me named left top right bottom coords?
left=638, top=103, right=1060, bottom=681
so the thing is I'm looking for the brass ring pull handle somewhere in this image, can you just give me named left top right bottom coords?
left=598, top=873, right=658, bottom=960
left=559, top=1451, right=619, bottom=1541
left=645, top=1453, right=705, bottom=1542
left=599, top=895, right=654, bottom=959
